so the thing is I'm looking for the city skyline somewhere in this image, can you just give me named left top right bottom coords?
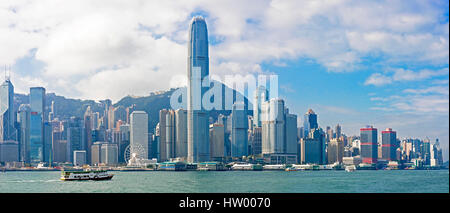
left=0, top=0, right=448, bottom=160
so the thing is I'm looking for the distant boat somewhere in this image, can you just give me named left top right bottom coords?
left=345, top=165, right=356, bottom=172
left=60, top=170, right=114, bottom=181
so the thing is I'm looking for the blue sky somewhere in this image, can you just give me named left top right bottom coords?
left=0, top=0, right=448, bottom=160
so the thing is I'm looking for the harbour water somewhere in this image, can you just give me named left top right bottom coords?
left=0, top=170, right=448, bottom=193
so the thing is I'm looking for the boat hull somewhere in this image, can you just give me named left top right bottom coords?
left=61, top=174, right=114, bottom=181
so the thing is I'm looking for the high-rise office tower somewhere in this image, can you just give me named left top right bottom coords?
left=285, top=113, right=298, bottom=155
left=48, top=101, right=55, bottom=121
left=209, top=123, right=225, bottom=161
left=84, top=106, right=93, bottom=164
left=165, top=110, right=175, bottom=160
left=381, top=128, right=397, bottom=161
left=118, top=124, right=130, bottom=163
left=187, top=16, right=210, bottom=163
left=253, top=85, right=268, bottom=127
left=17, top=104, right=30, bottom=163
left=360, top=125, right=378, bottom=164
left=130, top=111, right=148, bottom=160
left=175, top=109, right=187, bottom=159
left=66, top=116, right=83, bottom=163
left=113, top=106, right=127, bottom=128
left=101, top=143, right=118, bottom=166
left=303, top=109, right=318, bottom=136
left=231, top=102, right=248, bottom=157
left=335, top=124, right=342, bottom=139
left=261, top=98, right=285, bottom=154
left=29, top=87, right=45, bottom=163
left=43, top=121, right=52, bottom=164
left=327, top=138, right=344, bottom=164
left=0, top=77, right=16, bottom=142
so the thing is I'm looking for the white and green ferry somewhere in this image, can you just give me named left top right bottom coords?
left=60, top=170, right=114, bottom=181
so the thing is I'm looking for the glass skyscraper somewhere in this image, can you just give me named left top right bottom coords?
left=303, top=109, right=318, bottom=137
left=187, top=16, right=210, bottom=163
left=360, top=125, right=378, bottom=164
left=29, top=87, right=45, bottom=163
left=0, top=78, right=16, bottom=142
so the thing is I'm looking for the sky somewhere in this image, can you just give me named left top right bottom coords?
left=0, top=0, right=448, bottom=160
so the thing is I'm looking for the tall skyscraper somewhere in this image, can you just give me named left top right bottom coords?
left=285, top=113, right=298, bottom=155
left=175, top=109, right=187, bottom=159
left=261, top=98, right=285, bottom=154
left=303, top=109, right=318, bottom=137
left=209, top=123, right=225, bottom=161
left=29, top=87, right=45, bottom=163
left=83, top=106, right=93, bottom=164
left=253, top=85, right=268, bottom=127
left=130, top=111, right=148, bottom=160
left=335, top=123, right=342, bottom=139
left=187, top=16, right=210, bottom=163
left=360, top=125, right=378, bottom=164
left=17, top=104, right=30, bottom=163
left=381, top=128, right=397, bottom=161
left=66, top=116, right=83, bottom=163
left=231, top=102, right=248, bottom=157
left=0, top=77, right=16, bottom=142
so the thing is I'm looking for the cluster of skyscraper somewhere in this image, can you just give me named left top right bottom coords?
left=0, top=17, right=444, bottom=169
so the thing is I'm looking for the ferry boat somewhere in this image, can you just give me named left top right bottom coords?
left=345, top=165, right=356, bottom=172
left=60, top=170, right=114, bottom=181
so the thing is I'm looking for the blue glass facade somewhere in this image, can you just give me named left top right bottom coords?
left=29, top=87, right=45, bottom=163
left=187, top=16, right=210, bottom=163
left=0, top=79, right=16, bottom=142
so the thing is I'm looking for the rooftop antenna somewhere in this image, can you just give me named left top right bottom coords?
left=7, top=64, right=11, bottom=81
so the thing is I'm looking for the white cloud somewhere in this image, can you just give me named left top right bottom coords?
left=365, top=68, right=449, bottom=86
left=0, top=0, right=448, bottom=102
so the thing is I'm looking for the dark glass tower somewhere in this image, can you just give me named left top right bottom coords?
left=303, top=109, right=318, bottom=137
left=381, top=128, right=397, bottom=161
left=187, top=16, right=210, bottom=163
left=360, top=125, right=378, bottom=164
left=29, top=87, right=45, bottom=163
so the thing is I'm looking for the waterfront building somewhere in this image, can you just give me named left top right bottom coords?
left=130, top=111, right=148, bottom=160
left=381, top=128, right=397, bottom=161
left=159, top=109, right=176, bottom=162
left=175, top=109, right=187, bottom=159
left=261, top=98, right=285, bottom=154
left=52, top=139, right=67, bottom=163
left=29, top=87, right=45, bottom=163
left=101, top=143, right=118, bottom=166
left=0, top=78, right=16, bottom=142
left=231, top=102, right=248, bottom=158
left=360, top=125, right=378, bottom=164
left=17, top=104, right=30, bottom=163
left=73, top=150, right=86, bottom=166
left=342, top=156, right=362, bottom=166
left=327, top=138, right=344, bottom=164
left=91, top=142, right=103, bottom=166
left=0, top=140, right=19, bottom=162
left=209, top=123, right=225, bottom=161
left=187, top=16, right=210, bottom=163
left=43, top=121, right=52, bottom=164
left=250, top=127, right=262, bottom=155
left=66, top=117, right=83, bottom=164
left=285, top=113, right=298, bottom=155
